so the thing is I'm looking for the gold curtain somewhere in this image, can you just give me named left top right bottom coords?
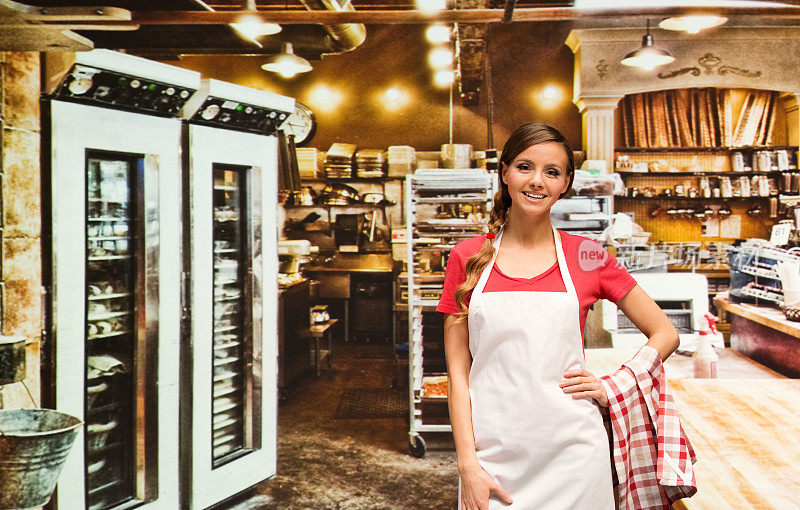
left=621, top=88, right=779, bottom=148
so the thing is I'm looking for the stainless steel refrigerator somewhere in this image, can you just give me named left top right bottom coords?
left=43, top=49, right=200, bottom=510
left=179, top=79, right=294, bottom=508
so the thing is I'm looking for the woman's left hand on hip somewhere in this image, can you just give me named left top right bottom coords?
left=559, top=368, right=609, bottom=407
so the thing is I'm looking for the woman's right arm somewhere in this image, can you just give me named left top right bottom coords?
left=444, top=314, right=512, bottom=509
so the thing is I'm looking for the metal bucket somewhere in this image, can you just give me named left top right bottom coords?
left=0, top=409, right=82, bottom=509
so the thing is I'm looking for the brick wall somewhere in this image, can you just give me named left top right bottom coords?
left=0, top=52, right=42, bottom=408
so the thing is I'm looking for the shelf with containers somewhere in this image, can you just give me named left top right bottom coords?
left=404, top=169, right=497, bottom=458
left=614, top=145, right=799, bottom=199
left=284, top=176, right=401, bottom=246
left=301, top=176, right=405, bottom=184
left=612, top=147, right=800, bottom=243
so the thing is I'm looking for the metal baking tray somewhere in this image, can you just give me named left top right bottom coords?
left=419, top=373, right=448, bottom=400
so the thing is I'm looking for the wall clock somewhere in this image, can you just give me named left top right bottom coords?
left=281, top=102, right=316, bottom=146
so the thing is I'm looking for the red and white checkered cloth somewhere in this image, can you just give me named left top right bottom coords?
left=600, top=346, right=697, bottom=509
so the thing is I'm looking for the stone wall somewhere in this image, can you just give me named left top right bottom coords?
left=0, top=52, right=41, bottom=408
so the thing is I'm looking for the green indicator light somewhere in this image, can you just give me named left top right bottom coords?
left=118, top=76, right=127, bottom=84
left=148, top=84, right=157, bottom=91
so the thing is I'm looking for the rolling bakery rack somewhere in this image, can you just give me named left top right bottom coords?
left=405, top=169, right=497, bottom=457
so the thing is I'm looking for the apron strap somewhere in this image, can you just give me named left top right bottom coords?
left=552, top=227, right=578, bottom=301
left=553, top=226, right=585, bottom=360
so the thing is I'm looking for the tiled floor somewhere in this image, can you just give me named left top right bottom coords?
left=222, top=342, right=458, bottom=510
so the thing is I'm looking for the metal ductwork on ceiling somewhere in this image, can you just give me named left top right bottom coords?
left=298, top=0, right=367, bottom=55
left=454, top=0, right=489, bottom=106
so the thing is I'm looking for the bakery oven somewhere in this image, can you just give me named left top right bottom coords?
left=180, top=79, right=294, bottom=508
left=43, top=49, right=199, bottom=510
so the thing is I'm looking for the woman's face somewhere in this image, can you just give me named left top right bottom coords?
left=502, top=142, right=570, bottom=217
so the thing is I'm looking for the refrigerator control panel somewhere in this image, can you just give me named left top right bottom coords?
left=52, top=64, right=196, bottom=117
left=188, top=96, right=290, bottom=135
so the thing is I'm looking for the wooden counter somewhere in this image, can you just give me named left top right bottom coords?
left=713, top=293, right=800, bottom=378
left=668, top=263, right=730, bottom=278
left=713, top=294, right=800, bottom=338
left=670, top=379, right=800, bottom=509
left=586, top=348, right=796, bottom=509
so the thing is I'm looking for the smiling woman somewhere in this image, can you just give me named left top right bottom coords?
left=439, top=123, right=687, bottom=510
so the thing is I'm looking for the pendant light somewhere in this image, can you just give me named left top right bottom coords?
left=620, top=19, right=675, bottom=71
left=659, top=16, right=727, bottom=34
left=230, top=0, right=282, bottom=48
left=261, top=42, right=313, bottom=78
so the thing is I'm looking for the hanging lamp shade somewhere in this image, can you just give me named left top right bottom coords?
left=620, top=21, right=675, bottom=71
left=230, top=16, right=282, bottom=46
left=659, top=16, right=727, bottom=34
left=261, top=43, right=313, bottom=78
left=230, top=0, right=281, bottom=48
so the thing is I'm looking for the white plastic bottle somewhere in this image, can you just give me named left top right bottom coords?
left=693, top=314, right=719, bottom=378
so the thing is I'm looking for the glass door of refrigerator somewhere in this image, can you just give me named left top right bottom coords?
left=83, top=151, right=159, bottom=510
left=211, top=165, right=255, bottom=467
left=85, top=153, right=148, bottom=510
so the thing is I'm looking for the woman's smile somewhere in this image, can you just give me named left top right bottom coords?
left=521, top=190, right=547, bottom=202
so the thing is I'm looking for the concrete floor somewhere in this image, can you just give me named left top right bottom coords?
left=222, top=342, right=458, bottom=510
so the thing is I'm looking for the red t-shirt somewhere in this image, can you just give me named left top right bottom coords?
left=436, top=230, right=637, bottom=342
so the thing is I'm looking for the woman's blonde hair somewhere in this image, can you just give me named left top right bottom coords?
left=452, top=123, right=575, bottom=317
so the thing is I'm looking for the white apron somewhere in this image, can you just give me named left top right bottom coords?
left=458, top=227, right=614, bottom=509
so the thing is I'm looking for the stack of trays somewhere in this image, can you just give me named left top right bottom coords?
left=355, top=149, right=386, bottom=178
left=413, top=168, right=491, bottom=190
left=388, top=145, right=415, bottom=177
left=296, top=148, right=324, bottom=179
left=325, top=143, right=356, bottom=179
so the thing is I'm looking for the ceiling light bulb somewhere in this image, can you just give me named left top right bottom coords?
left=433, top=70, right=455, bottom=88
left=426, top=25, right=452, bottom=44
left=308, top=84, right=342, bottom=112
left=276, top=59, right=299, bottom=78
left=428, top=48, right=454, bottom=69
left=621, top=43, right=675, bottom=70
left=380, top=86, right=409, bottom=110
left=539, top=85, right=562, bottom=104
left=659, top=16, right=727, bottom=34
left=385, top=87, right=402, bottom=103
left=311, top=85, right=333, bottom=104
